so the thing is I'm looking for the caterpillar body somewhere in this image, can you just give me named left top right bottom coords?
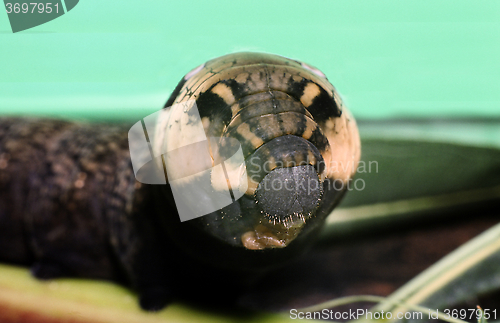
left=0, top=52, right=360, bottom=310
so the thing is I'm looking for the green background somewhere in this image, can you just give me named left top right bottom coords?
left=0, top=0, right=499, bottom=121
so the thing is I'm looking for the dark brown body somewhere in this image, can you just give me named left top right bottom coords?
left=0, top=118, right=182, bottom=310
left=0, top=118, right=137, bottom=279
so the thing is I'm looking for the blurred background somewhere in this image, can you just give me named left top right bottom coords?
left=0, top=0, right=499, bottom=122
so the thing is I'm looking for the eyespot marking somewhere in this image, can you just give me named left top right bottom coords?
left=211, top=83, right=236, bottom=105
left=300, top=82, right=321, bottom=107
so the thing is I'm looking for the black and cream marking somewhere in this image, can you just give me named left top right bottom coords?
left=157, top=52, right=360, bottom=250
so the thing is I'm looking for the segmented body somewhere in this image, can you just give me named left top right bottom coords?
left=158, top=52, right=360, bottom=251
left=0, top=52, right=360, bottom=310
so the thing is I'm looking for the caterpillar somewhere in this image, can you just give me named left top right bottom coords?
left=0, top=52, right=360, bottom=311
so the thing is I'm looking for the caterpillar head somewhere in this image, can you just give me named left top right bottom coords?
left=156, top=52, right=361, bottom=252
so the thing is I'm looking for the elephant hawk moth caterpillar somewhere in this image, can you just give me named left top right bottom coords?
left=0, top=52, right=360, bottom=311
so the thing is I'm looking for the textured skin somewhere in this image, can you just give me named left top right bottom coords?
left=0, top=52, right=360, bottom=311
left=0, top=119, right=133, bottom=277
left=157, top=52, right=360, bottom=252
left=0, top=118, right=166, bottom=308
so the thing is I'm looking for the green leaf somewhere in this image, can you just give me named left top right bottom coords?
left=0, top=263, right=297, bottom=323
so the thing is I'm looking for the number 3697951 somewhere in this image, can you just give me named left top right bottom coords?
left=5, top=2, right=60, bottom=14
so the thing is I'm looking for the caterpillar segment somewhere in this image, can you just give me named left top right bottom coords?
left=156, top=52, right=360, bottom=251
